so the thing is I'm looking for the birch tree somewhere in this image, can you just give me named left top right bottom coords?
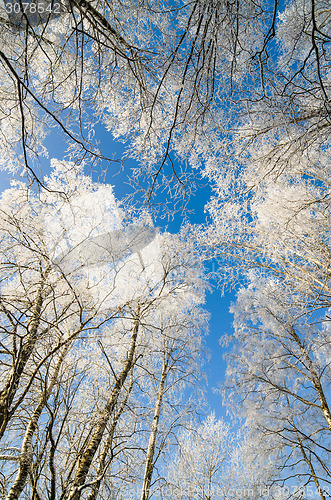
left=222, top=276, right=331, bottom=499
left=204, top=135, right=331, bottom=496
left=164, top=414, right=273, bottom=500
left=139, top=302, right=206, bottom=500
left=165, top=414, right=233, bottom=500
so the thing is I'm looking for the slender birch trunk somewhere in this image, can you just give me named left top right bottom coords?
left=5, top=345, right=68, bottom=500
left=140, top=351, right=169, bottom=500
left=290, top=327, right=331, bottom=432
left=65, top=315, right=140, bottom=500
left=85, top=369, right=135, bottom=500
left=0, top=270, right=50, bottom=441
left=293, top=422, right=326, bottom=500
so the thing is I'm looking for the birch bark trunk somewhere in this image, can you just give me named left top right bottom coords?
left=0, top=269, right=50, bottom=441
left=65, top=314, right=140, bottom=500
left=5, top=345, right=68, bottom=500
left=140, top=351, right=169, bottom=500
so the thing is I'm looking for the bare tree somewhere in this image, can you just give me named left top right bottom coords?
left=140, top=308, right=206, bottom=500
left=223, top=276, right=331, bottom=499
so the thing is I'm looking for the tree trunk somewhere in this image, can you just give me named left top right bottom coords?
left=290, top=327, right=331, bottom=432
left=0, top=272, right=49, bottom=441
left=85, top=369, right=134, bottom=500
left=294, top=424, right=326, bottom=500
left=140, top=352, right=168, bottom=500
left=65, top=315, right=140, bottom=500
left=6, top=346, right=67, bottom=500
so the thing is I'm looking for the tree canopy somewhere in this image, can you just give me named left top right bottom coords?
left=0, top=0, right=331, bottom=498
